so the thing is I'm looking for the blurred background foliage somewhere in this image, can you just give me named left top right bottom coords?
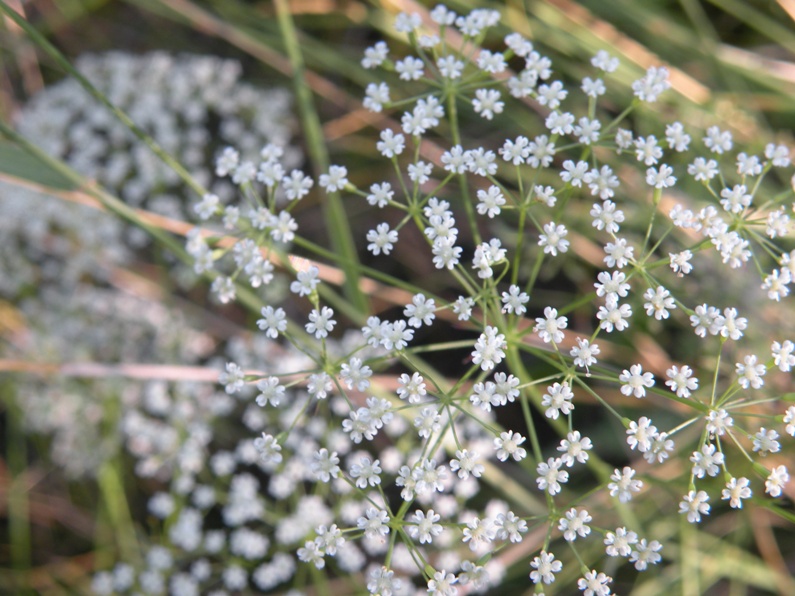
left=1, top=0, right=794, bottom=594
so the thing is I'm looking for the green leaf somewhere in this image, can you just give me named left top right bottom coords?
left=0, top=141, right=75, bottom=190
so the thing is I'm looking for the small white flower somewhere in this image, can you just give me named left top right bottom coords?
left=495, top=430, right=527, bottom=462
left=541, top=382, right=574, bottom=419
left=608, top=466, right=642, bottom=503
left=722, top=477, right=752, bottom=508
left=690, top=443, right=724, bottom=478
left=534, top=306, right=568, bottom=343
left=538, top=222, right=570, bottom=256
left=319, top=165, right=348, bottom=192
left=643, top=286, right=676, bottom=320
left=306, top=306, right=336, bottom=339
left=619, top=364, right=654, bottom=398
left=536, top=457, right=568, bottom=494
left=665, top=365, right=698, bottom=398
left=501, top=284, right=530, bottom=315
left=472, top=88, right=504, bottom=120
left=752, top=427, right=780, bottom=455
left=558, top=508, right=592, bottom=542
left=679, top=490, right=710, bottom=523
left=366, top=223, right=398, bottom=255
left=736, top=355, right=766, bottom=389
left=529, top=551, right=562, bottom=585
left=472, top=326, right=506, bottom=371
left=765, top=465, right=789, bottom=497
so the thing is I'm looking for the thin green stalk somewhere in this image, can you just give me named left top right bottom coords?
left=6, top=401, right=32, bottom=594
left=273, top=0, right=366, bottom=314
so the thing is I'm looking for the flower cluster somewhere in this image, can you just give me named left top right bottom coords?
left=8, top=7, right=793, bottom=596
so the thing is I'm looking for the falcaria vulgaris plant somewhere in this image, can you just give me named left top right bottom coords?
left=88, top=5, right=794, bottom=596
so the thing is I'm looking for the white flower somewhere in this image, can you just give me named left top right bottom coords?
left=634, top=135, right=663, bottom=165
left=679, top=490, right=710, bottom=523
left=395, top=55, right=424, bottom=80
left=282, top=169, right=314, bottom=201
left=311, top=449, right=340, bottom=483
left=450, top=449, right=484, bottom=480
left=784, top=405, right=795, bottom=436
left=414, top=406, right=441, bottom=439
left=408, top=509, right=443, bottom=544
left=357, top=508, right=390, bottom=539
left=476, top=185, right=506, bottom=218
left=608, top=466, right=643, bottom=503
left=722, top=477, right=752, bottom=508
left=405, top=293, right=436, bottom=328
left=495, top=430, right=527, bottom=461
left=604, top=527, right=638, bottom=557
left=560, top=159, right=589, bottom=186
left=377, top=129, right=405, bottom=158
left=597, top=295, right=632, bottom=333
left=537, top=80, right=567, bottom=109
left=538, top=222, right=569, bottom=256
left=253, top=433, right=282, bottom=464
left=529, top=551, right=562, bottom=585
left=257, top=306, right=287, bottom=338
left=501, top=285, right=530, bottom=315
left=574, top=116, right=601, bottom=144
left=472, top=88, right=504, bottom=119
left=632, top=65, right=670, bottom=102
left=581, top=76, right=606, bottom=97
left=772, top=340, right=795, bottom=372
left=558, top=507, right=593, bottom=542
left=690, top=303, right=725, bottom=338
left=306, top=306, right=336, bottom=339
left=534, top=306, right=568, bottom=343
left=646, top=164, right=676, bottom=188
left=536, top=457, right=568, bottom=494
left=494, top=510, right=527, bottom=543
left=703, top=126, right=733, bottom=154
left=571, top=338, right=600, bottom=373
left=669, top=250, right=693, bottom=275
left=752, top=427, right=780, bottom=455
left=349, top=456, right=382, bottom=489
left=630, top=539, right=663, bottom=570
left=557, top=431, right=592, bottom=466
left=585, top=165, right=619, bottom=198
left=765, top=465, right=789, bottom=497
left=290, top=265, right=320, bottom=296
left=578, top=569, right=613, bottom=596
left=453, top=296, right=475, bottom=321
left=319, top=165, right=348, bottom=192
left=541, top=382, right=574, bottom=419
left=362, top=41, right=388, bottom=69
left=690, top=443, right=724, bottom=478
left=397, top=372, right=426, bottom=403
left=765, top=143, right=791, bottom=167
left=665, top=122, right=691, bottom=151
left=643, top=286, right=676, bottom=320
left=256, top=376, right=285, bottom=407
left=472, top=326, right=506, bottom=371
left=437, top=55, right=464, bottom=79
left=665, top=365, right=698, bottom=398
left=591, top=200, right=624, bottom=234
left=340, top=357, right=372, bottom=391
left=219, top=362, right=245, bottom=394
left=736, top=355, right=766, bottom=389
left=603, top=237, right=634, bottom=268
left=426, top=569, right=457, bottom=596
left=688, top=156, right=720, bottom=181
left=363, top=82, right=390, bottom=112
left=592, top=49, right=619, bottom=72
left=619, top=364, right=655, bottom=398
left=366, top=223, right=398, bottom=255
left=627, top=417, right=657, bottom=452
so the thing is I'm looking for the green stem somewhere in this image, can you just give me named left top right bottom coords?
left=273, top=0, right=366, bottom=314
